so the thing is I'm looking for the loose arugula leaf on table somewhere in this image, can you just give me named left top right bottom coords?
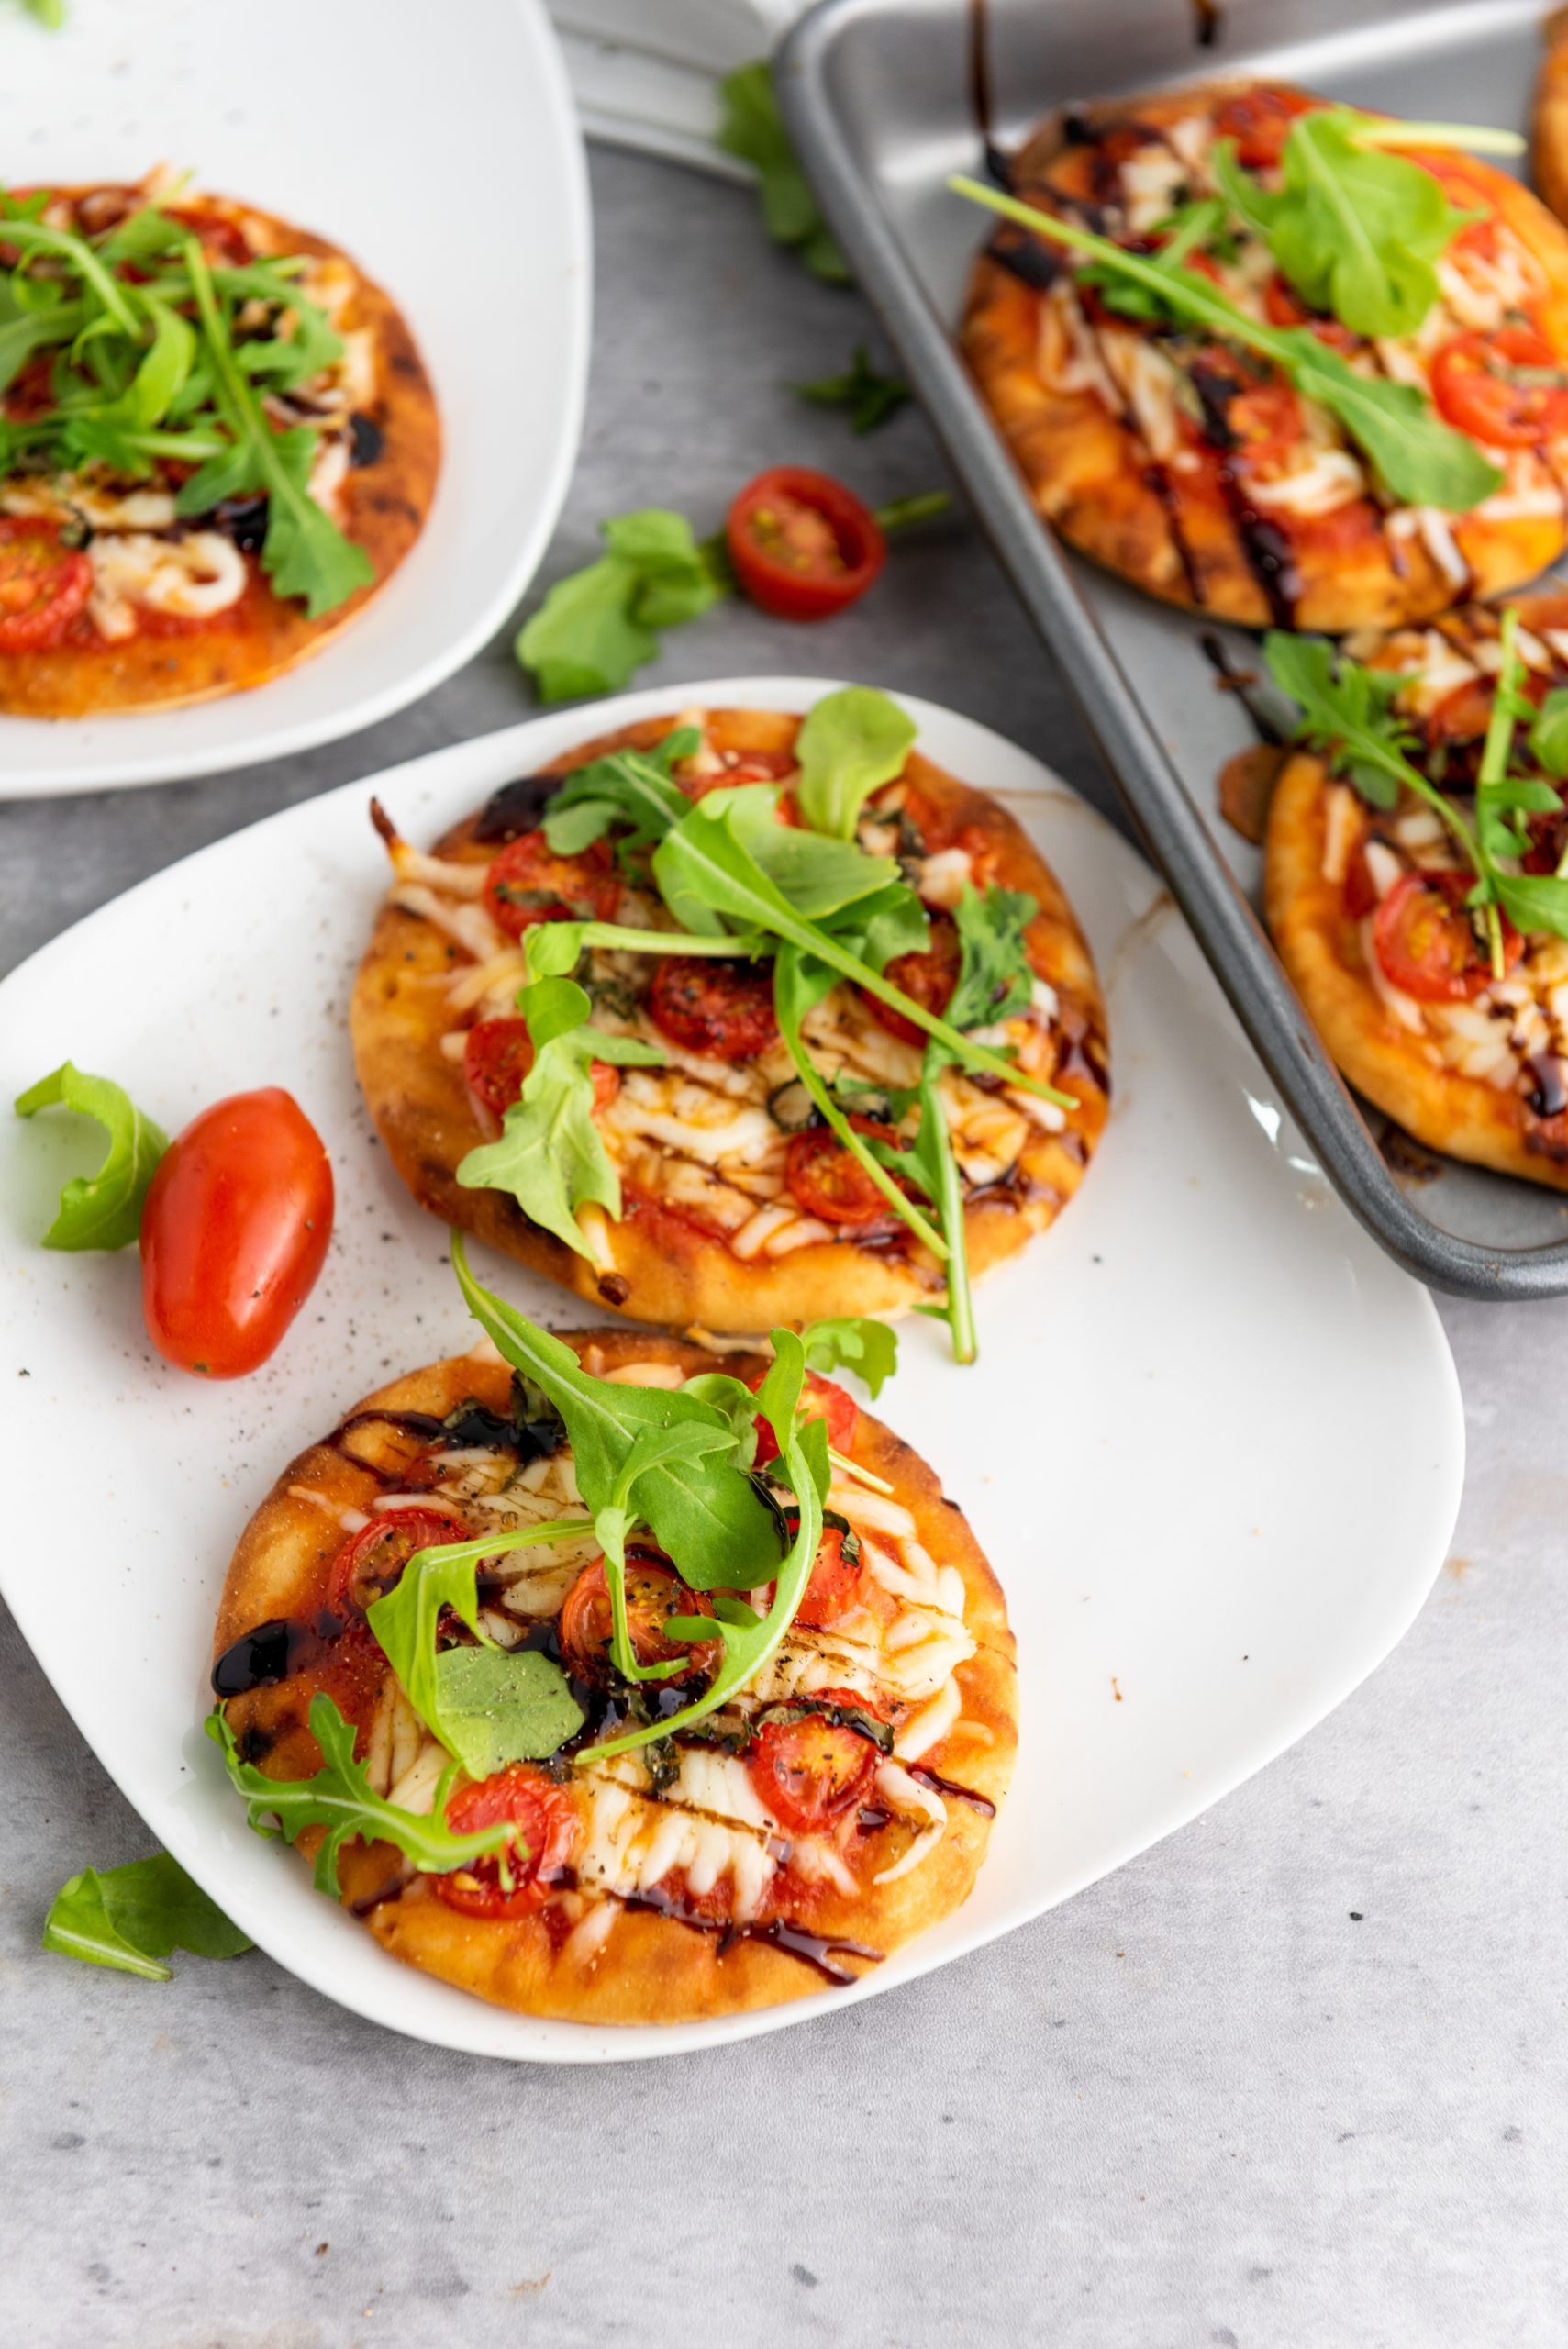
left=593, top=1332, right=830, bottom=1763
left=717, top=61, right=850, bottom=285
left=453, top=1236, right=782, bottom=1589
left=793, top=343, right=909, bottom=432
left=43, top=1851, right=250, bottom=1983
left=456, top=956, right=664, bottom=1260
left=795, top=685, right=917, bottom=840
left=949, top=175, right=1503, bottom=513
left=207, top=1696, right=510, bottom=1898
left=516, top=511, right=726, bottom=703
left=14, top=1061, right=167, bottom=1250
left=429, top=1646, right=585, bottom=1778
left=801, top=1316, right=898, bottom=1398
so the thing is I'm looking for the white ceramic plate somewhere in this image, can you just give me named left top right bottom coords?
left=0, top=679, right=1465, bottom=2061
left=0, top=0, right=589, bottom=798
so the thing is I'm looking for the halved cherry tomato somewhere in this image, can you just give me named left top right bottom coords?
left=784, top=1119, right=906, bottom=1228
left=1184, top=345, right=1302, bottom=469
left=864, top=911, right=962, bottom=1046
left=746, top=1688, right=883, bottom=1834
left=0, top=519, right=92, bottom=651
left=647, top=954, right=778, bottom=1062
left=435, top=1765, right=582, bottom=1919
left=795, top=1525, right=871, bottom=1630
left=462, top=1016, right=618, bottom=1125
left=483, top=829, right=620, bottom=938
left=558, top=1553, right=717, bottom=1682
left=743, top=1364, right=859, bottom=1470
left=1213, top=85, right=1315, bottom=170
left=328, top=1506, right=460, bottom=1618
left=1262, top=272, right=1362, bottom=354
left=1430, top=327, right=1568, bottom=449
left=139, top=1088, right=333, bottom=1378
left=726, top=466, right=885, bottom=622
left=1372, top=870, right=1522, bottom=1002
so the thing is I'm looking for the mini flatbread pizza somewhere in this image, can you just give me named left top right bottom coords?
left=350, top=692, right=1108, bottom=1349
left=1534, top=8, right=1568, bottom=228
left=962, top=80, right=1568, bottom=632
left=208, top=1287, right=1017, bottom=2026
left=1265, top=593, right=1568, bottom=1186
left=0, top=171, right=438, bottom=716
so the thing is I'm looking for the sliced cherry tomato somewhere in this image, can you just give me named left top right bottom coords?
left=139, top=1088, right=333, bottom=1378
left=795, top=1526, right=870, bottom=1630
left=328, top=1506, right=460, bottom=1618
left=647, top=954, right=778, bottom=1062
left=1372, top=870, right=1522, bottom=1002
left=558, top=1553, right=717, bottom=1682
left=1262, top=272, right=1361, bottom=354
left=1342, top=842, right=1380, bottom=922
left=726, top=466, right=885, bottom=622
left=743, top=1364, right=859, bottom=1470
left=483, top=829, right=620, bottom=938
left=1184, top=345, right=1302, bottom=469
left=1430, top=327, right=1568, bottom=449
left=784, top=1118, right=907, bottom=1229
left=746, top=1687, right=883, bottom=1834
left=462, top=1017, right=619, bottom=1125
left=864, top=911, right=962, bottom=1046
left=0, top=519, right=92, bottom=651
left=435, top=1765, right=582, bottom=1919
left=1213, top=86, right=1315, bottom=170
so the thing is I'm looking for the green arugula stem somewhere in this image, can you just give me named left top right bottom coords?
left=579, top=922, right=772, bottom=959
left=826, top=1443, right=895, bottom=1497
left=396, top=1518, right=593, bottom=1584
left=874, top=491, right=952, bottom=533
left=920, top=1061, right=978, bottom=1364
left=1351, top=122, right=1525, bottom=156
left=1, top=217, right=139, bottom=334
left=1476, top=604, right=1523, bottom=977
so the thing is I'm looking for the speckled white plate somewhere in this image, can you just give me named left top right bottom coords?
left=0, top=679, right=1465, bottom=2060
left=0, top=0, right=588, bottom=797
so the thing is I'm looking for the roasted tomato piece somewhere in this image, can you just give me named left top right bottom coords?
left=865, top=911, right=962, bottom=1045
left=795, top=1525, right=873, bottom=1630
left=746, top=1688, right=883, bottom=1834
left=558, top=1553, right=717, bottom=1681
left=328, top=1505, right=460, bottom=1618
left=1262, top=272, right=1362, bottom=354
left=784, top=1119, right=906, bottom=1228
left=1430, top=327, right=1568, bottom=448
left=1212, top=85, right=1315, bottom=169
left=1342, top=841, right=1380, bottom=921
left=483, top=829, right=620, bottom=938
left=0, top=519, right=93, bottom=651
left=647, top=953, right=779, bottom=1061
left=462, top=1016, right=619, bottom=1124
left=139, top=1088, right=333, bottom=1378
left=743, top=1364, right=859, bottom=1469
left=1184, top=345, right=1302, bottom=468
left=435, top=1765, right=582, bottom=1919
left=1372, top=870, right=1521, bottom=1002
left=726, top=465, right=885, bottom=621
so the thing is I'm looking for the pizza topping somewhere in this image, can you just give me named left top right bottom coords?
left=746, top=1688, right=884, bottom=1834
left=0, top=518, right=93, bottom=649
left=0, top=177, right=380, bottom=636
left=434, top=1766, right=582, bottom=1920
left=329, top=1507, right=459, bottom=1617
left=1429, top=328, right=1568, bottom=450
left=647, top=953, right=779, bottom=1060
left=1372, top=870, right=1520, bottom=1001
left=483, top=830, right=620, bottom=937
left=558, top=1554, right=719, bottom=1681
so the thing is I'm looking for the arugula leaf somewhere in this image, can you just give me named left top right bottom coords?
left=588, top=1331, right=829, bottom=1762
left=716, top=61, right=851, bottom=285
left=366, top=1545, right=493, bottom=1741
left=651, top=791, right=1072, bottom=1100
left=429, top=1646, right=584, bottom=1778
left=43, top=1852, right=250, bottom=1983
left=543, top=729, right=700, bottom=859
left=801, top=1317, right=898, bottom=1398
left=516, top=511, right=724, bottom=703
left=183, top=243, right=373, bottom=618
left=452, top=1236, right=782, bottom=1589
left=947, top=885, right=1037, bottom=1030
left=795, top=685, right=917, bottom=840
left=949, top=175, right=1504, bottom=513
left=206, top=1696, right=509, bottom=1898
left=1530, top=689, right=1568, bottom=781
left=456, top=967, right=664, bottom=1259
left=14, top=1061, right=167, bottom=1250
left=13, top=0, right=65, bottom=24
left=1213, top=110, right=1485, bottom=340
left=593, top=1420, right=738, bottom=1680
left=1263, top=630, right=1425, bottom=813
left=793, top=343, right=909, bottom=432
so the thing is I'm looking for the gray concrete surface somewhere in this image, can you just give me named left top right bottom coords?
left=2, top=147, right=1565, bottom=2349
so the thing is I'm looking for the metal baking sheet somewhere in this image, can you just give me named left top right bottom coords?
left=781, top=0, right=1568, bottom=1295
